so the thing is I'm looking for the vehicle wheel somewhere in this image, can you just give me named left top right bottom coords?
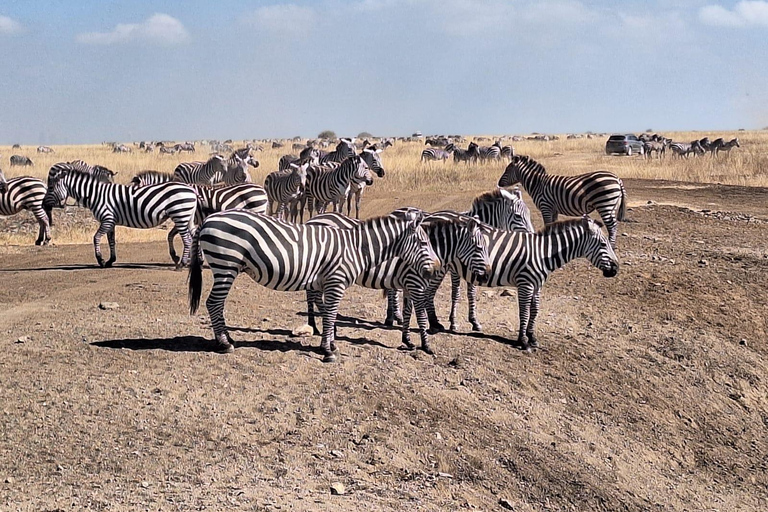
left=626, top=147, right=632, bottom=156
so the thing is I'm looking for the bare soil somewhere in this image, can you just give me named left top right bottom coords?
left=1, top=179, right=767, bottom=511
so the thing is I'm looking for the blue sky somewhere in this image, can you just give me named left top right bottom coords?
left=1, top=0, right=767, bottom=143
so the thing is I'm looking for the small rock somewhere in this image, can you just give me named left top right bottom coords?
left=330, top=482, right=345, bottom=495
left=4, top=476, right=13, bottom=484
left=499, top=498, right=515, bottom=510
left=141, top=481, right=149, bottom=488
left=698, top=259, right=709, bottom=267
left=437, top=472, right=453, bottom=479
left=15, top=336, right=30, bottom=344
left=646, top=200, right=656, bottom=205
left=262, top=317, right=271, bottom=322
left=98, top=302, right=119, bottom=310
left=482, top=291, right=496, bottom=298
left=739, top=339, right=747, bottom=346
left=330, top=450, right=344, bottom=458
left=621, top=232, right=628, bottom=237
left=435, top=432, right=443, bottom=440
left=291, top=324, right=314, bottom=337
left=500, top=289, right=515, bottom=297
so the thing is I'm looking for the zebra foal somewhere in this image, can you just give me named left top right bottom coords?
left=188, top=209, right=441, bottom=361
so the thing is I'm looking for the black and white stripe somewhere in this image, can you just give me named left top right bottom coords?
left=421, top=148, right=452, bottom=163
left=0, top=168, right=51, bottom=245
left=264, top=162, right=309, bottom=221
left=37, top=146, right=54, bottom=154
left=304, top=156, right=373, bottom=218
left=452, top=216, right=619, bottom=350
left=10, top=155, right=33, bottom=167
left=319, top=138, right=355, bottom=164
left=43, top=165, right=198, bottom=268
left=498, top=155, right=627, bottom=247
left=478, top=141, right=502, bottom=162
left=307, top=210, right=490, bottom=353
left=453, top=142, right=479, bottom=164
left=188, top=209, right=440, bottom=361
left=346, top=146, right=385, bottom=219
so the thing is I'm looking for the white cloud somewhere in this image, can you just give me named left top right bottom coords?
left=0, top=15, right=23, bottom=35
left=244, top=4, right=316, bottom=33
left=76, top=13, right=189, bottom=45
left=699, top=1, right=768, bottom=27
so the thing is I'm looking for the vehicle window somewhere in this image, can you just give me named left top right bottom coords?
left=608, top=136, right=625, bottom=141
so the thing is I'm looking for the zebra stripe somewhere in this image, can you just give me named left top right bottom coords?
left=304, top=156, right=372, bottom=219
left=188, top=209, right=441, bottom=361
left=307, top=210, right=489, bottom=353
left=453, top=142, right=479, bottom=164
left=174, top=148, right=256, bottom=186
left=0, top=169, right=51, bottom=245
left=714, top=137, right=740, bottom=157
left=264, top=163, right=308, bottom=221
left=478, top=142, right=502, bottom=162
left=421, top=148, right=452, bottom=163
left=319, top=138, right=355, bottom=164
left=43, top=166, right=198, bottom=268
left=10, top=155, right=33, bottom=166
left=454, top=216, right=619, bottom=350
left=346, top=146, right=385, bottom=219
left=498, top=155, right=627, bottom=247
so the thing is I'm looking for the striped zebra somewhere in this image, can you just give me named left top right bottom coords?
left=421, top=147, right=452, bottom=163
left=306, top=210, right=490, bottom=354
left=43, top=165, right=198, bottom=268
left=0, top=168, right=51, bottom=245
left=264, top=162, right=309, bottom=221
left=10, top=155, right=33, bottom=166
left=278, top=154, right=300, bottom=171
left=304, top=156, right=372, bottom=219
left=319, top=138, right=355, bottom=164
left=159, top=145, right=177, bottom=155
left=65, top=160, right=117, bottom=182
left=478, top=141, right=502, bottom=162
left=174, top=143, right=195, bottom=153
left=37, top=146, right=54, bottom=154
left=714, top=137, right=740, bottom=157
left=188, top=209, right=440, bottom=361
left=447, top=216, right=619, bottom=351
left=670, top=141, right=704, bottom=158
left=453, top=142, right=479, bottom=164
left=346, top=146, right=385, bottom=219
left=498, top=155, right=627, bottom=247
left=299, top=146, right=321, bottom=162
left=173, top=154, right=249, bottom=186
left=500, top=145, right=515, bottom=161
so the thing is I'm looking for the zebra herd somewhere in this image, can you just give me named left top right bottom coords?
left=639, top=134, right=741, bottom=159
left=421, top=141, right=515, bottom=164
left=1, top=141, right=627, bottom=361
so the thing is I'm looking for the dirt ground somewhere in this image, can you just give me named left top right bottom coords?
left=1, top=179, right=767, bottom=511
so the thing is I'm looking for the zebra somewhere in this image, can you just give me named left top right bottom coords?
left=421, top=147, right=452, bottom=163
left=278, top=154, right=300, bottom=171
left=453, top=142, right=479, bottom=164
left=173, top=154, right=235, bottom=186
left=188, top=209, right=441, bottom=361
left=670, top=141, right=705, bottom=158
left=37, top=146, right=54, bottom=154
left=319, top=138, right=355, bottom=164
left=450, top=216, right=619, bottom=351
left=306, top=211, right=490, bottom=354
left=715, top=138, right=740, bottom=157
left=0, top=168, right=51, bottom=245
left=12, top=144, right=21, bottom=149
left=303, top=156, right=373, bottom=219
left=500, top=145, right=515, bottom=161
left=43, top=165, right=198, bottom=268
left=10, top=155, right=33, bottom=166
left=299, top=146, right=321, bottom=162
left=707, top=138, right=724, bottom=157
left=478, top=141, right=502, bottom=162
left=498, top=155, right=627, bottom=248
left=112, top=144, right=131, bottom=153
left=644, top=141, right=667, bottom=159
left=263, top=162, right=309, bottom=221
left=346, top=145, right=385, bottom=219
left=159, top=145, right=177, bottom=155
left=174, top=143, right=196, bottom=153
left=65, top=160, right=117, bottom=182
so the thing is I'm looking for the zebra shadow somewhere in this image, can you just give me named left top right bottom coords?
left=230, top=324, right=392, bottom=350
left=455, top=330, right=530, bottom=350
left=0, top=262, right=177, bottom=272
left=91, top=335, right=215, bottom=352
left=294, top=312, right=403, bottom=334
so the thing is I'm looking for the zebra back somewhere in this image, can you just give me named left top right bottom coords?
left=173, top=155, right=228, bottom=185
left=131, top=170, right=174, bottom=187
left=466, top=188, right=534, bottom=233
left=0, top=174, right=48, bottom=216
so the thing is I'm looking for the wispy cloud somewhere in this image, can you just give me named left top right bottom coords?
left=699, top=1, right=768, bottom=27
left=0, top=15, right=23, bottom=35
left=244, top=4, right=316, bottom=33
left=76, top=13, right=189, bottom=45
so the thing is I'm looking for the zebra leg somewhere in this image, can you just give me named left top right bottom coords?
left=306, top=290, right=323, bottom=336
left=206, top=270, right=237, bottom=353
left=400, top=294, right=416, bottom=350
left=320, top=283, right=344, bottom=362
left=384, top=289, right=402, bottom=326
left=516, top=282, right=534, bottom=351
left=93, top=219, right=115, bottom=267
left=354, top=190, right=362, bottom=220
left=411, top=290, right=434, bottom=355
left=600, top=208, right=619, bottom=249
left=32, top=207, right=50, bottom=245
left=467, top=283, right=482, bottom=332
left=105, top=229, right=117, bottom=267
left=426, top=273, right=446, bottom=334
left=448, top=269, right=462, bottom=332
left=167, top=226, right=180, bottom=265
left=178, top=228, right=193, bottom=268
left=526, top=288, right=542, bottom=348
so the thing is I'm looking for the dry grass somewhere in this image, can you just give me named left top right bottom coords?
left=1, top=129, right=765, bottom=246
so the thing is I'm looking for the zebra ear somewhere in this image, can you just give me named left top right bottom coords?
left=581, top=215, right=591, bottom=229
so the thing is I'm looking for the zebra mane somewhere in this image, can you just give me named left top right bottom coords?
left=537, top=217, right=603, bottom=236
left=423, top=211, right=479, bottom=228
left=472, top=188, right=509, bottom=206
left=511, top=155, right=547, bottom=174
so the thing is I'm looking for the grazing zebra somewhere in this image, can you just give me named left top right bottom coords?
left=346, top=146, right=385, bottom=219
left=715, top=138, right=740, bottom=157
left=112, top=144, right=131, bottom=153
left=670, top=141, right=705, bottom=158
left=264, top=162, right=309, bottom=221
left=43, top=165, right=198, bottom=268
left=319, top=138, right=355, bottom=164
left=306, top=211, right=490, bottom=354
left=500, top=145, right=515, bottom=161
left=453, top=142, right=479, bottom=164
left=478, top=141, right=502, bottom=162
left=173, top=154, right=242, bottom=186
left=498, top=155, right=627, bottom=248
left=10, top=155, right=33, bottom=166
left=188, top=209, right=440, bottom=361
left=450, top=216, right=619, bottom=351
left=37, top=146, right=54, bottom=154
left=159, top=145, right=177, bottom=155
left=174, top=143, right=196, bottom=153
left=0, top=168, right=51, bottom=245
left=304, top=156, right=372, bottom=219
left=421, top=147, right=452, bottom=163
left=272, top=141, right=284, bottom=149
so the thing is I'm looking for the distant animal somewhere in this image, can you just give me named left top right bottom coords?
left=0, top=168, right=51, bottom=245
left=347, top=145, right=385, bottom=219
left=421, top=147, right=452, bottom=163
left=10, top=155, right=33, bottom=166
left=478, top=141, right=502, bottom=162
left=12, top=144, right=21, bottom=149
left=304, top=155, right=373, bottom=219
left=174, top=143, right=196, bottom=153
left=37, top=146, right=54, bottom=154
left=264, top=162, right=309, bottom=221
left=158, top=145, right=177, bottom=155
left=453, top=142, right=479, bottom=164
left=112, top=144, right=131, bottom=153
left=713, top=137, right=740, bottom=157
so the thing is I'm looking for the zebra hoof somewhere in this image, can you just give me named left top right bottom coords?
left=422, top=345, right=435, bottom=355
left=471, top=323, right=483, bottom=332
left=323, top=353, right=337, bottom=363
left=214, top=341, right=234, bottom=354
left=394, top=315, right=404, bottom=325
left=384, top=317, right=395, bottom=327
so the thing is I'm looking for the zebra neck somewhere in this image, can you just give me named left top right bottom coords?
left=70, top=179, right=105, bottom=208
left=519, top=169, right=548, bottom=197
left=537, top=227, right=587, bottom=274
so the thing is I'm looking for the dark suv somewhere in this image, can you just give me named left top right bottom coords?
left=605, top=134, right=644, bottom=156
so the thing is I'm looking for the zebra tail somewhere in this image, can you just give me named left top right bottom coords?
left=188, top=228, right=203, bottom=315
left=617, top=180, right=627, bottom=221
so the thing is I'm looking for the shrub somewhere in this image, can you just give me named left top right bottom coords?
left=318, top=130, right=336, bottom=140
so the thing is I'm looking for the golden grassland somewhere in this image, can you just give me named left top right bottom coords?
left=1, top=129, right=765, bottom=246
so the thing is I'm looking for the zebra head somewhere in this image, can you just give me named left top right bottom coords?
left=497, top=155, right=544, bottom=187
left=360, top=146, right=385, bottom=177
left=579, top=215, right=619, bottom=278
left=349, top=155, right=374, bottom=186
left=460, top=216, right=492, bottom=284
left=43, top=165, right=73, bottom=209
left=229, top=154, right=253, bottom=184
left=289, top=162, right=309, bottom=187
left=731, top=138, right=740, bottom=148
left=391, top=208, right=441, bottom=280
left=498, top=188, right=535, bottom=232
